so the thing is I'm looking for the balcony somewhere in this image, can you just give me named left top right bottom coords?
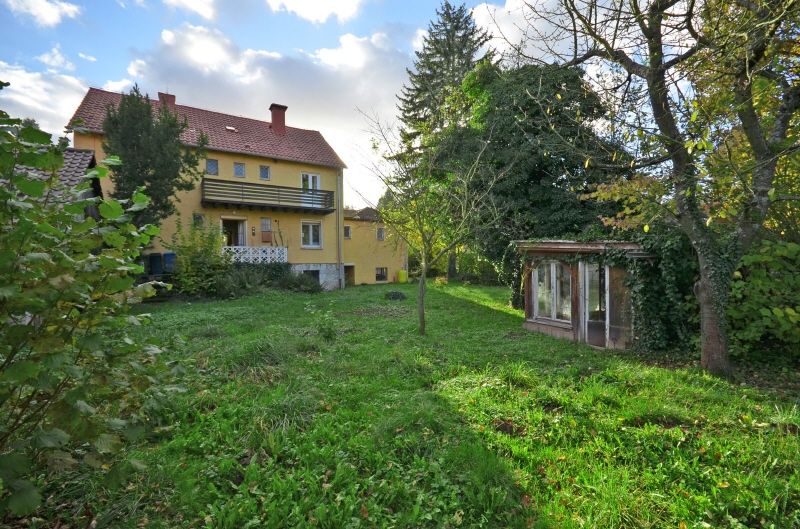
left=202, top=178, right=335, bottom=214
left=223, top=246, right=288, bottom=264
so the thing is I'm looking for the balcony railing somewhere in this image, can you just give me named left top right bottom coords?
left=223, top=246, right=288, bottom=264
left=202, top=178, right=335, bottom=214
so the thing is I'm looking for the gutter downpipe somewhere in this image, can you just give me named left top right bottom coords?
left=337, top=168, right=344, bottom=289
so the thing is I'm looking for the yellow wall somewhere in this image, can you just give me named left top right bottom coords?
left=343, top=220, right=406, bottom=284
left=74, top=131, right=343, bottom=265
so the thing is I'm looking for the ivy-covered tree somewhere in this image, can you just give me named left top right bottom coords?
left=103, top=85, right=207, bottom=227
left=452, top=61, right=624, bottom=307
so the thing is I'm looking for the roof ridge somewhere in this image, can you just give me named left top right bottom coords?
left=84, top=86, right=322, bottom=136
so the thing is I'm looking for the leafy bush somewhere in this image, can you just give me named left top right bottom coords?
left=457, top=250, right=500, bottom=284
left=0, top=108, right=174, bottom=517
left=168, top=219, right=231, bottom=296
left=433, top=276, right=449, bottom=286
left=728, top=240, right=800, bottom=360
left=305, top=303, right=337, bottom=342
left=276, top=271, right=324, bottom=293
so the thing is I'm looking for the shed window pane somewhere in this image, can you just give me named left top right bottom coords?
left=536, top=264, right=552, bottom=318
left=555, top=263, right=571, bottom=321
left=608, top=267, right=632, bottom=348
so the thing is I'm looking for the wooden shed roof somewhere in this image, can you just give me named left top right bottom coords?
left=514, top=239, right=652, bottom=258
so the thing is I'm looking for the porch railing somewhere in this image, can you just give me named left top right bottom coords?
left=223, top=246, right=289, bottom=264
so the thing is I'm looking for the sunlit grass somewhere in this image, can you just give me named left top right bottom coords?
left=49, top=283, right=800, bottom=528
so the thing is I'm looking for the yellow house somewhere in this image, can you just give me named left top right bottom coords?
left=69, top=88, right=406, bottom=289
left=343, top=207, right=407, bottom=285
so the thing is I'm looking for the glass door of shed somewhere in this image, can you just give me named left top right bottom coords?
left=583, top=263, right=632, bottom=349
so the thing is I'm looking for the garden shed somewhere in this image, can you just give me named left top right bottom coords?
left=515, top=240, right=651, bottom=350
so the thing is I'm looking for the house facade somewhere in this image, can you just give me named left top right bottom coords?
left=343, top=207, right=407, bottom=285
left=515, top=240, right=650, bottom=349
left=69, top=88, right=406, bottom=289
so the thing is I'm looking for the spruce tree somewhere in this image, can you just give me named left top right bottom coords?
left=103, top=85, right=207, bottom=227
left=398, top=1, right=490, bottom=145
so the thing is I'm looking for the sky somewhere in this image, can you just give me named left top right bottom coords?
left=0, top=0, right=526, bottom=207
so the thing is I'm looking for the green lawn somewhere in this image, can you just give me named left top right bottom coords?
left=56, top=283, right=799, bottom=528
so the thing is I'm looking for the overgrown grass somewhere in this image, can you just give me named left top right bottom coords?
left=41, top=283, right=799, bottom=528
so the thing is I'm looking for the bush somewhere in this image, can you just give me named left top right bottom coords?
left=457, top=250, right=500, bottom=285
left=728, top=240, right=800, bottom=360
left=0, top=113, right=174, bottom=516
left=214, top=263, right=315, bottom=298
left=167, top=220, right=231, bottom=296
left=277, top=272, right=324, bottom=294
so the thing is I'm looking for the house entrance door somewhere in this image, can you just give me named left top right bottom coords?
left=222, top=219, right=245, bottom=246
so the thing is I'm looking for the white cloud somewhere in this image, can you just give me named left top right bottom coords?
left=103, top=78, right=133, bottom=92
left=127, top=59, right=147, bottom=77
left=265, top=0, right=364, bottom=23
left=125, top=24, right=410, bottom=206
left=3, top=0, right=80, bottom=27
left=78, top=52, right=97, bottom=62
left=36, top=44, right=75, bottom=71
left=412, top=29, right=427, bottom=52
left=0, top=61, right=87, bottom=136
left=163, top=0, right=214, bottom=19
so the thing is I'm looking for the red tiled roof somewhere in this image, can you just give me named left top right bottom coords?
left=68, top=87, right=346, bottom=169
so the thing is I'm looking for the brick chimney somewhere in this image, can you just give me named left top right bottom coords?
left=270, top=103, right=287, bottom=135
left=158, top=92, right=176, bottom=112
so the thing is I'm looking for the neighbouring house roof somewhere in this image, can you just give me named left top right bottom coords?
left=17, top=148, right=98, bottom=191
left=344, top=207, right=380, bottom=221
left=514, top=239, right=652, bottom=259
left=68, top=87, right=347, bottom=170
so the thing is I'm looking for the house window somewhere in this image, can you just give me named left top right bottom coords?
left=206, top=158, right=218, bottom=176
left=376, top=226, right=385, bottom=241
left=534, top=262, right=571, bottom=322
left=234, top=162, right=246, bottom=178
left=192, top=213, right=205, bottom=227
left=376, top=267, right=388, bottom=282
left=343, top=225, right=352, bottom=239
left=260, top=217, right=272, bottom=243
left=260, top=165, right=271, bottom=180
left=301, top=221, right=322, bottom=248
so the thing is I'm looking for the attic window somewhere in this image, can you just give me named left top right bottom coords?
left=225, top=126, right=238, bottom=133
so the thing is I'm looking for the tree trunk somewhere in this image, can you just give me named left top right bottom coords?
left=695, top=258, right=733, bottom=378
left=417, top=264, right=427, bottom=335
left=447, top=251, right=457, bottom=280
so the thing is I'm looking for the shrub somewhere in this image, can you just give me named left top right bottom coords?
left=728, top=240, right=800, bottom=360
left=0, top=112, right=174, bottom=516
left=277, top=272, right=323, bottom=293
left=167, top=219, right=231, bottom=296
left=214, top=263, right=308, bottom=298
left=433, top=276, right=448, bottom=286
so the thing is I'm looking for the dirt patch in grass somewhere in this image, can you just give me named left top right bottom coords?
left=340, top=305, right=410, bottom=318
left=492, top=418, right=526, bottom=437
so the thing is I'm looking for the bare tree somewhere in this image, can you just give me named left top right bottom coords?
left=501, top=0, right=800, bottom=376
left=365, top=113, right=508, bottom=335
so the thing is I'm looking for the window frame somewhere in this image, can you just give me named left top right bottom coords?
left=206, top=158, right=219, bottom=176
left=233, top=162, right=246, bottom=178
left=532, top=261, right=572, bottom=323
left=375, top=267, right=388, bottom=282
left=343, top=225, right=352, bottom=239
left=259, top=165, right=271, bottom=181
left=376, top=226, right=385, bottom=241
left=300, top=221, right=322, bottom=249
left=260, top=217, right=272, bottom=232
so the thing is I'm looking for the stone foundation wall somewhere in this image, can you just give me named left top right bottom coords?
left=291, top=263, right=342, bottom=291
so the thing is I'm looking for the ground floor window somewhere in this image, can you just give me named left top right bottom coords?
left=301, top=221, right=321, bottom=248
left=375, top=267, right=388, bottom=281
left=534, top=261, right=571, bottom=322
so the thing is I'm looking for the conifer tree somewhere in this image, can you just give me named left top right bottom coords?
left=103, top=85, right=207, bottom=226
left=397, top=1, right=490, bottom=145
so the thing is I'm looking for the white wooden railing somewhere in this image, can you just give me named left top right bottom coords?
left=223, top=246, right=288, bottom=264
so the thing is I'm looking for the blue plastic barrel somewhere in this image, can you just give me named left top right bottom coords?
left=148, top=253, right=163, bottom=276
left=163, top=252, right=176, bottom=274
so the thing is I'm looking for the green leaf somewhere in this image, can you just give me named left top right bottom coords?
left=6, top=480, right=41, bottom=516
left=34, top=428, right=70, bottom=449
left=19, top=126, right=53, bottom=145
left=13, top=175, right=46, bottom=197
left=1, top=361, right=41, bottom=383
left=0, top=454, right=31, bottom=482
left=98, top=200, right=125, bottom=220
left=94, top=433, right=121, bottom=454
left=103, top=461, right=132, bottom=489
